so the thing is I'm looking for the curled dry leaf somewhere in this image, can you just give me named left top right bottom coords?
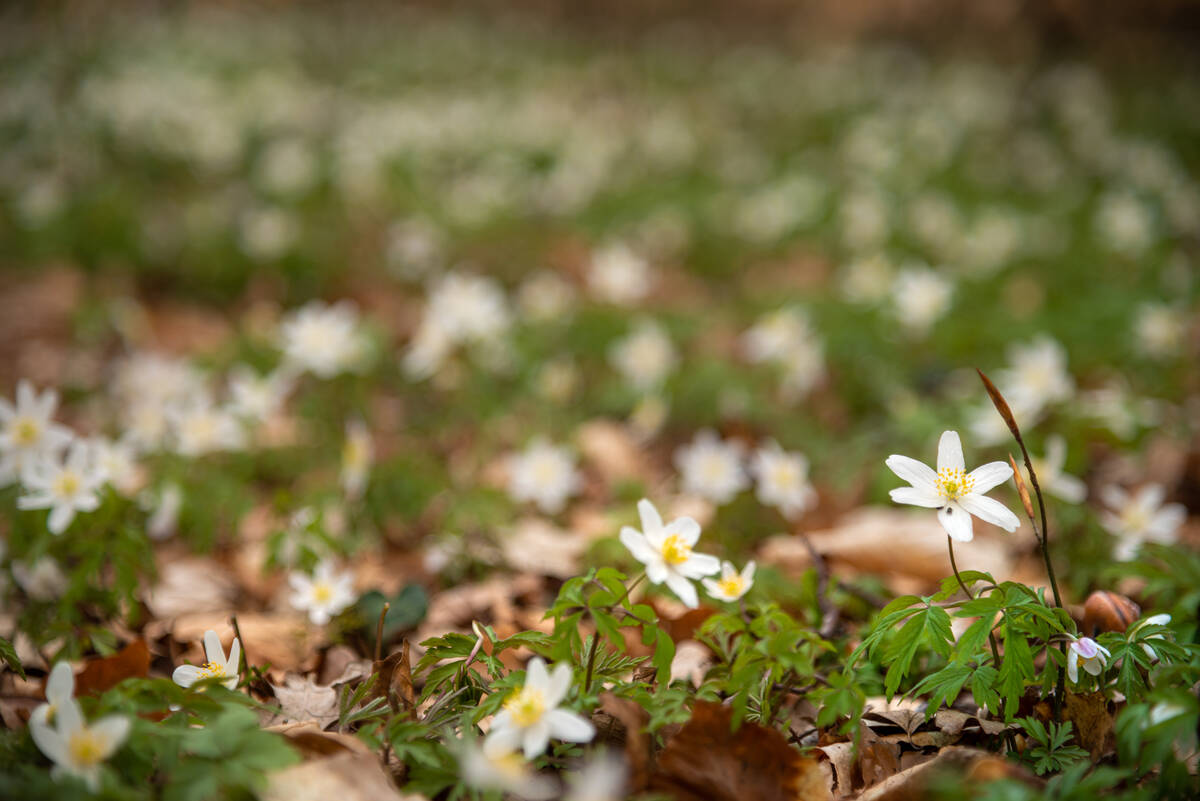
left=263, top=750, right=420, bottom=801
left=649, top=700, right=829, bottom=801
left=1064, top=691, right=1115, bottom=761
left=267, top=721, right=370, bottom=759
left=268, top=675, right=342, bottom=729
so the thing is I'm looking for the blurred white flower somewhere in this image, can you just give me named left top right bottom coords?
left=750, top=441, right=816, bottom=519
left=629, top=394, right=669, bottom=441
left=341, top=419, right=373, bottom=501
left=89, top=436, right=141, bottom=497
left=997, top=336, right=1073, bottom=414
left=675, top=430, right=748, bottom=505
left=701, top=560, right=756, bottom=602
left=507, top=438, right=581, bottom=515
left=1066, top=635, right=1110, bottom=684
left=1134, top=303, right=1186, bottom=359
left=536, top=359, right=579, bottom=403
left=457, top=739, right=555, bottom=800
left=111, top=354, right=205, bottom=412
left=385, top=219, right=443, bottom=280
left=237, top=206, right=298, bottom=262
left=1028, top=436, right=1086, bottom=503
left=484, top=657, right=595, bottom=759
left=839, top=253, right=893, bottom=305
left=0, top=380, right=73, bottom=486
left=619, top=498, right=720, bottom=609
left=12, top=557, right=68, bottom=601
left=29, top=689, right=129, bottom=791
left=891, top=266, right=953, bottom=336
left=168, top=398, right=244, bottom=457
left=18, top=441, right=105, bottom=535
left=839, top=187, right=890, bottom=252
left=1130, top=613, right=1172, bottom=661
left=564, top=751, right=628, bottom=801
left=173, top=630, right=240, bottom=691
left=146, top=483, right=183, bottom=541
left=404, top=272, right=511, bottom=379
left=741, top=307, right=814, bottom=366
left=518, top=271, right=576, bottom=322
left=255, top=137, right=318, bottom=197
left=289, top=561, right=356, bottom=625
left=227, top=366, right=292, bottom=423
left=279, top=301, right=369, bottom=379
left=886, top=430, right=1019, bottom=542
left=588, top=244, right=652, bottom=305
left=967, top=393, right=1041, bottom=447
left=1100, top=484, right=1185, bottom=561
left=31, top=662, right=76, bottom=729
left=1095, top=191, right=1154, bottom=255
left=609, top=320, right=677, bottom=393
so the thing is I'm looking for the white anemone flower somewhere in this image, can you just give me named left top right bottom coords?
left=609, top=320, right=677, bottom=393
left=675, top=430, right=749, bottom=505
left=565, top=751, right=628, bottom=801
left=483, top=657, right=595, bottom=759
left=29, top=689, right=129, bottom=791
left=279, top=301, right=368, bottom=379
left=506, top=439, right=582, bottom=514
left=891, top=266, right=953, bottom=336
left=172, top=630, right=240, bottom=691
left=1131, top=613, right=1172, bottom=661
left=31, top=662, right=77, bottom=729
left=90, top=436, right=141, bottom=497
left=289, top=561, right=356, bottom=625
left=997, top=336, right=1074, bottom=414
left=12, top=557, right=68, bottom=601
left=0, top=379, right=73, bottom=485
left=587, top=243, right=652, bottom=305
left=457, top=739, right=556, bottom=800
left=1066, top=635, right=1111, bottom=684
left=168, top=398, right=244, bottom=457
left=227, top=366, right=292, bottom=423
left=701, top=560, right=756, bottom=602
left=17, top=440, right=105, bottom=535
left=1028, top=435, right=1086, bottom=503
left=750, top=441, right=816, bottom=519
left=1099, top=484, right=1185, bottom=561
left=885, top=430, right=1019, bottom=542
left=1134, top=303, right=1185, bottom=358
left=341, top=419, right=373, bottom=501
left=619, top=498, right=721, bottom=608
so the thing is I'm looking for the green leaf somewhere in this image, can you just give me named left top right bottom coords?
left=357, top=585, right=429, bottom=646
left=651, top=627, right=675, bottom=685
left=0, top=636, right=25, bottom=679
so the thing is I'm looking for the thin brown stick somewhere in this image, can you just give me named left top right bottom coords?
left=374, top=602, right=390, bottom=663
left=800, top=534, right=839, bottom=639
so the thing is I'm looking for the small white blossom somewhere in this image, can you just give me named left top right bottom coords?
left=90, top=436, right=141, bottom=497
left=701, top=560, right=756, bottom=602
left=168, top=398, right=244, bottom=457
left=12, top=557, right=68, bottom=601
left=279, top=301, right=369, bottom=379
left=18, top=441, right=105, bottom=535
left=1100, top=484, right=1185, bottom=561
left=146, top=483, right=183, bottom=541
left=1066, top=635, right=1111, bottom=684
left=564, top=751, right=628, bottom=801
left=1028, top=436, right=1086, bottom=504
left=255, top=137, right=318, bottom=197
left=886, top=430, right=1019, bottom=542
left=1131, top=613, right=1172, bottom=662
left=997, top=336, right=1073, bottom=414
left=172, top=630, right=240, bottom=691
left=588, top=243, right=652, bottom=305
left=404, top=272, right=511, bottom=379
left=751, top=441, right=816, bottom=519
left=341, top=419, right=373, bottom=501
left=0, top=380, right=73, bottom=486
left=289, top=561, right=356, bottom=625
left=742, top=307, right=813, bottom=365
left=31, top=662, right=76, bottom=729
left=385, top=219, right=443, bottom=279
left=507, top=439, right=581, bottom=515
left=237, top=206, right=298, bottom=262
left=457, top=739, right=555, bottom=800
left=1134, top=303, right=1186, bottom=358
left=227, top=366, right=292, bottom=423
left=518, top=271, right=576, bottom=321
left=484, top=657, right=595, bottom=759
left=619, top=498, right=721, bottom=609
left=675, top=430, right=748, bottom=505
left=891, top=266, right=953, bottom=336
left=609, top=321, right=677, bottom=393
left=839, top=253, right=893, bottom=305
left=29, top=686, right=129, bottom=791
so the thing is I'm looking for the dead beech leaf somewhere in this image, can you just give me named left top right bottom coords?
left=268, top=721, right=369, bottom=759
left=501, top=518, right=587, bottom=578
left=263, top=750, right=418, bottom=801
left=143, top=556, right=236, bottom=619
left=370, top=640, right=415, bottom=716
left=649, top=700, right=829, bottom=801
left=173, top=613, right=321, bottom=673
left=1064, top=691, right=1114, bottom=761
left=855, top=746, right=1037, bottom=801
left=269, top=675, right=341, bottom=729
left=74, top=640, right=150, bottom=697
left=577, top=420, right=657, bottom=485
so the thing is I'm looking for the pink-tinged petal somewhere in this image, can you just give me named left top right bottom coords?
left=520, top=720, right=552, bottom=758
left=524, top=657, right=550, bottom=694
left=90, top=716, right=131, bottom=756
left=958, top=494, right=1020, bottom=532
left=884, top=455, right=938, bottom=493
left=619, top=528, right=656, bottom=564
left=664, top=572, right=699, bottom=608
left=173, top=665, right=203, bottom=688
left=545, top=708, right=595, bottom=743
left=544, top=663, right=572, bottom=708
left=889, top=486, right=943, bottom=508
left=203, top=631, right=225, bottom=665
left=645, top=560, right=669, bottom=585
left=937, top=431, right=965, bottom=473
left=966, top=461, right=1012, bottom=495
left=677, top=552, right=721, bottom=578
left=938, top=503, right=974, bottom=542
left=46, top=662, right=74, bottom=704
left=636, top=499, right=663, bottom=537
left=667, top=516, right=701, bottom=547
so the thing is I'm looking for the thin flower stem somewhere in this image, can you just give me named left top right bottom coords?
left=947, top=537, right=1002, bottom=667
left=613, top=572, right=646, bottom=610
left=374, top=602, right=390, bottom=663
left=583, top=632, right=600, bottom=694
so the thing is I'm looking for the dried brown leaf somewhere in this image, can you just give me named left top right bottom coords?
left=74, top=640, right=150, bottom=697
left=269, top=675, right=341, bottom=729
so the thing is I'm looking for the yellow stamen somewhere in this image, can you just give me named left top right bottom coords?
left=504, top=687, right=546, bottom=727
left=54, top=471, right=81, bottom=498
left=198, top=661, right=226, bottom=680
left=67, top=728, right=107, bottom=767
left=935, top=467, right=974, bottom=500
left=13, top=417, right=40, bottom=446
left=661, top=534, right=691, bottom=566
left=717, top=576, right=745, bottom=598
left=312, top=582, right=334, bottom=604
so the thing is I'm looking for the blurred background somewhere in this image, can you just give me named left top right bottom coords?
left=0, top=0, right=1198, bottom=595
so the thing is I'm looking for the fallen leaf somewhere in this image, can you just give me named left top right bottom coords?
left=1064, top=691, right=1114, bottom=761
left=268, top=721, right=370, bottom=758
left=649, top=700, right=829, bottom=801
left=855, top=746, right=1038, bottom=801
left=370, top=640, right=415, bottom=717
left=173, top=614, right=321, bottom=673
left=500, top=518, right=588, bottom=579
left=144, top=555, right=236, bottom=619
left=269, top=675, right=341, bottom=729
left=263, top=750, right=419, bottom=801
left=74, top=640, right=150, bottom=697
left=597, top=692, right=651, bottom=792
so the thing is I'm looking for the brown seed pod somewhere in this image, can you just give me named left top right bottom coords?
left=1082, top=590, right=1141, bottom=637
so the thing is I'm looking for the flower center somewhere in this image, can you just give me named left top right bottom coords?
left=718, top=576, right=745, bottom=597
left=505, top=687, right=546, bottom=727
left=701, top=456, right=728, bottom=484
left=67, top=728, right=107, bottom=767
left=771, top=462, right=798, bottom=488
left=54, top=471, right=81, bottom=498
left=1120, top=506, right=1150, bottom=533
left=660, top=534, right=692, bottom=566
left=13, top=417, right=40, bottom=446
left=490, top=750, right=529, bottom=780
left=935, top=467, right=973, bottom=500
left=312, top=582, right=334, bottom=604
left=198, top=661, right=226, bottom=680
left=532, top=458, right=558, bottom=487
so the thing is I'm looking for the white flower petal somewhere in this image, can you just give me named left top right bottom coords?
left=966, top=461, right=1012, bottom=495
left=544, top=663, right=573, bottom=708
left=524, top=657, right=550, bottom=694
left=958, top=494, right=1020, bottom=532
left=937, top=503, right=974, bottom=542
left=677, top=552, right=721, bottom=578
left=667, top=517, right=701, bottom=547
left=89, top=716, right=131, bottom=757
left=545, top=708, right=595, bottom=743
left=172, top=665, right=203, bottom=688
left=619, top=528, right=657, bottom=564
left=889, top=486, right=943, bottom=508
left=47, top=504, right=75, bottom=535
left=46, top=662, right=74, bottom=704
left=521, top=720, right=552, bottom=758
left=483, top=726, right=523, bottom=758
left=645, top=560, right=669, bottom=585
left=636, top=499, right=663, bottom=537
left=937, top=431, right=965, bottom=473
left=664, top=572, right=699, bottom=608
left=1067, top=652, right=1079, bottom=683
left=203, top=630, right=225, bottom=665
left=884, top=455, right=938, bottom=493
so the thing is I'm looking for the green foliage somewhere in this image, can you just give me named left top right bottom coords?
left=1015, top=717, right=1090, bottom=775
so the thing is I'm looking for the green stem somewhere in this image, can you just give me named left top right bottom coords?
left=583, top=632, right=600, bottom=694
left=947, top=537, right=1002, bottom=667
